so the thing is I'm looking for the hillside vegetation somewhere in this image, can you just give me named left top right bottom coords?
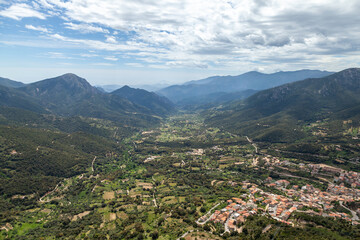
left=205, top=68, right=360, bottom=142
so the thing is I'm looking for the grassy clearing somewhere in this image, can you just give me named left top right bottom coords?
left=103, top=191, right=115, bottom=200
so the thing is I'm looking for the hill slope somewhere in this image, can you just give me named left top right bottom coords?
left=0, top=77, right=25, bottom=88
left=111, top=85, right=175, bottom=116
left=205, top=68, right=360, bottom=142
left=0, top=85, right=46, bottom=113
left=0, top=124, right=122, bottom=197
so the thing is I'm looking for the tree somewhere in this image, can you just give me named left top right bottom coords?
left=150, top=230, right=159, bottom=240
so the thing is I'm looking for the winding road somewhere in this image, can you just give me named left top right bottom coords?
left=340, top=201, right=359, bottom=221
left=39, top=182, right=61, bottom=203
left=246, top=136, right=258, bottom=153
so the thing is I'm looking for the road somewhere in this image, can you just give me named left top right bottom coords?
left=246, top=136, right=258, bottom=153
left=196, top=202, right=222, bottom=225
left=340, top=201, right=359, bottom=221
left=177, top=230, right=193, bottom=240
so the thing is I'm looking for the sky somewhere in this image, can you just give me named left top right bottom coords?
left=0, top=0, right=360, bottom=86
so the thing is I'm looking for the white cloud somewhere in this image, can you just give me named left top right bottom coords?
left=92, top=63, right=114, bottom=66
left=64, top=22, right=109, bottom=34
left=105, top=35, right=117, bottom=43
left=104, top=56, right=118, bottom=61
left=125, top=63, right=144, bottom=68
left=46, top=52, right=72, bottom=59
left=36, top=0, right=55, bottom=9
left=38, top=0, right=360, bottom=72
left=49, top=33, right=144, bottom=51
left=25, top=24, right=49, bottom=33
left=81, top=53, right=98, bottom=58
left=2, top=0, right=360, bottom=76
left=0, top=3, right=46, bottom=20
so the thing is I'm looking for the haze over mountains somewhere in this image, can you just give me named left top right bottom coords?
left=1, top=68, right=357, bottom=129
left=0, top=68, right=345, bottom=124
left=157, top=70, right=333, bottom=106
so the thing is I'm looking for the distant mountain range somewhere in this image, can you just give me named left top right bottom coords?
left=0, top=73, right=174, bottom=128
left=97, top=83, right=171, bottom=92
left=205, top=68, right=360, bottom=142
left=157, top=70, right=333, bottom=106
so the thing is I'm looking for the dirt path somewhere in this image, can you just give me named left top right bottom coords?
left=152, top=193, right=158, bottom=207
left=113, top=128, right=118, bottom=138
left=91, top=156, right=97, bottom=173
left=39, top=182, right=62, bottom=203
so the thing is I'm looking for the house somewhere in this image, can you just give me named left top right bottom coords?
left=228, top=219, right=236, bottom=231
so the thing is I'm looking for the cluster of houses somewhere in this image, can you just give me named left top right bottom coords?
left=203, top=182, right=299, bottom=232
left=334, top=171, right=360, bottom=188
left=207, top=196, right=257, bottom=232
left=266, top=178, right=360, bottom=223
left=203, top=177, right=360, bottom=232
left=327, top=183, right=360, bottom=199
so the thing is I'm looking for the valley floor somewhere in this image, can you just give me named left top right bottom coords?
left=1, top=113, right=360, bottom=239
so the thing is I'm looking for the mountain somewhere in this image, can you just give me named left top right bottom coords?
left=205, top=68, right=360, bottom=142
left=157, top=70, right=333, bottom=104
left=0, top=73, right=169, bottom=128
left=0, top=77, right=25, bottom=88
left=20, top=73, right=109, bottom=115
left=111, top=85, right=175, bottom=116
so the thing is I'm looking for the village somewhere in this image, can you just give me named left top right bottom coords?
left=198, top=168, right=360, bottom=233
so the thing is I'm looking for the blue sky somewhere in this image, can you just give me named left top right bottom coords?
left=0, top=0, right=360, bottom=86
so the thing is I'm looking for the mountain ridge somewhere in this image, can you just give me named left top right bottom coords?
left=157, top=69, right=333, bottom=104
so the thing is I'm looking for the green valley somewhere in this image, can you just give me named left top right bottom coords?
left=1, top=113, right=360, bottom=239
